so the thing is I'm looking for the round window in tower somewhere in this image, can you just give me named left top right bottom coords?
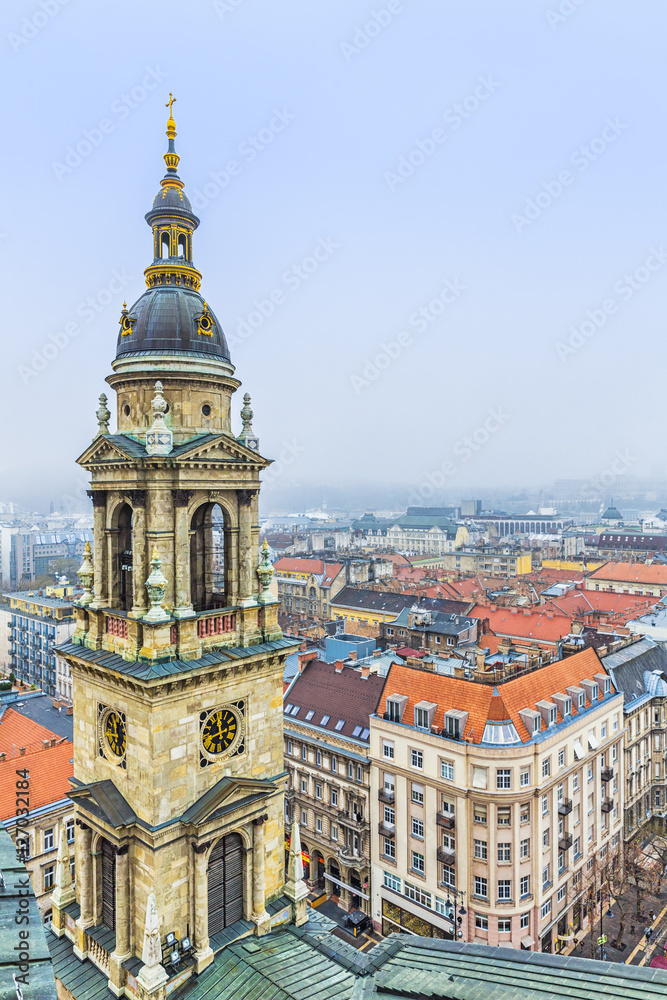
left=202, top=404, right=211, bottom=416
left=123, top=404, right=130, bottom=417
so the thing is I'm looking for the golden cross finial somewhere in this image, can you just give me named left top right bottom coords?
left=166, top=93, right=177, bottom=117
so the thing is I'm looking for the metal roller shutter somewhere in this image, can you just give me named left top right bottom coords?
left=101, top=839, right=116, bottom=931
left=207, top=833, right=243, bottom=934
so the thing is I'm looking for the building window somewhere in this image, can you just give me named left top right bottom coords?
left=496, top=769, right=511, bottom=790
left=498, top=918, right=511, bottom=933
left=542, top=758, right=551, bottom=778
left=474, top=876, right=488, bottom=898
left=301, top=745, right=307, bottom=761
left=43, top=864, right=55, bottom=890
left=44, top=829, right=54, bottom=851
left=572, top=773, right=579, bottom=792
left=474, top=839, right=487, bottom=860
left=66, top=820, right=75, bottom=843
left=315, top=817, right=323, bottom=833
left=541, top=899, right=551, bottom=920
left=520, top=802, right=530, bottom=823
left=384, top=805, right=395, bottom=827
left=331, top=824, right=338, bottom=841
left=315, top=783, right=322, bottom=800
left=69, top=856, right=75, bottom=881
left=497, top=807, right=511, bottom=826
left=384, top=838, right=395, bottom=859
left=520, top=913, right=529, bottom=929
left=474, top=804, right=487, bottom=825
left=300, top=778, right=307, bottom=794
left=558, top=748, right=565, bottom=768
left=382, top=740, right=394, bottom=760
left=541, top=795, right=548, bottom=816
left=542, top=829, right=549, bottom=849
left=412, top=818, right=424, bottom=839
left=411, top=851, right=425, bottom=874
left=301, top=810, right=307, bottom=825
left=557, top=885, right=566, bottom=903
left=498, top=842, right=511, bottom=863
left=498, top=880, right=512, bottom=900
left=384, top=870, right=401, bottom=892
left=520, top=838, right=529, bottom=859
left=520, top=874, right=530, bottom=897
left=520, top=768, right=530, bottom=787
left=316, top=750, right=322, bottom=766
left=410, top=749, right=423, bottom=770
left=441, top=760, right=454, bottom=781
left=331, top=789, right=338, bottom=807
left=357, top=765, right=362, bottom=782
left=475, top=913, right=489, bottom=930
left=331, top=757, right=337, bottom=773
left=441, top=864, right=456, bottom=887
left=404, top=881, right=431, bottom=907
left=542, top=865, right=550, bottom=889
left=411, top=782, right=424, bottom=804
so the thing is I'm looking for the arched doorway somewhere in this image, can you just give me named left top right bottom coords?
left=190, top=502, right=228, bottom=612
left=312, top=850, right=325, bottom=892
left=100, top=838, right=116, bottom=930
left=115, top=503, right=133, bottom=611
left=207, top=833, right=243, bottom=934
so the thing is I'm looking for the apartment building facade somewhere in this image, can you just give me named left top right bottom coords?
left=3, top=589, right=77, bottom=695
left=369, top=647, right=624, bottom=953
left=273, top=558, right=346, bottom=620
left=601, top=637, right=667, bottom=836
left=283, top=658, right=384, bottom=915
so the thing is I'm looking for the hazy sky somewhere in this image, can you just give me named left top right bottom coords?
left=1, top=0, right=666, bottom=512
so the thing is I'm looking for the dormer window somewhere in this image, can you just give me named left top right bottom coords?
left=595, top=673, right=611, bottom=697
left=414, top=701, right=436, bottom=731
left=519, top=708, right=541, bottom=737
left=581, top=679, right=598, bottom=705
left=553, top=693, right=571, bottom=719
left=536, top=700, right=558, bottom=729
left=386, top=694, right=407, bottom=723
left=444, top=709, right=468, bottom=740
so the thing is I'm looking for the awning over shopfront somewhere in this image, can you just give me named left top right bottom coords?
left=324, top=872, right=369, bottom=900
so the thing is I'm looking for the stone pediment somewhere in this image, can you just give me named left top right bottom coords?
left=175, top=434, right=269, bottom=467
left=68, top=778, right=137, bottom=829
left=182, top=774, right=279, bottom=827
left=77, top=434, right=138, bottom=467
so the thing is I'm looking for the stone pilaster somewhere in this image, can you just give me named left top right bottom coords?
left=129, top=490, right=148, bottom=617
left=109, top=845, right=130, bottom=996
left=252, top=815, right=270, bottom=936
left=87, top=490, right=108, bottom=609
left=73, top=821, right=93, bottom=959
left=192, top=842, right=213, bottom=973
left=172, top=490, right=194, bottom=617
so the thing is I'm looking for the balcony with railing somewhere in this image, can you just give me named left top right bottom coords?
left=437, top=846, right=455, bottom=865
left=378, top=788, right=395, bottom=805
left=601, top=799, right=614, bottom=813
left=558, top=833, right=573, bottom=851
left=378, top=822, right=395, bottom=839
left=601, top=768, right=614, bottom=782
left=558, top=798, right=572, bottom=816
left=436, top=812, right=455, bottom=829
left=339, top=810, right=366, bottom=831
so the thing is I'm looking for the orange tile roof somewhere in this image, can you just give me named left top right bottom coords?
left=379, top=646, right=611, bottom=744
left=542, top=588, right=657, bottom=621
left=0, top=707, right=61, bottom=757
left=588, top=562, right=667, bottom=586
left=0, top=740, right=73, bottom=819
left=469, top=605, right=570, bottom=644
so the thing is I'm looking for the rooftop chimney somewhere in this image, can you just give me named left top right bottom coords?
left=349, top=651, right=357, bottom=661
left=335, top=660, right=345, bottom=673
left=361, top=664, right=370, bottom=680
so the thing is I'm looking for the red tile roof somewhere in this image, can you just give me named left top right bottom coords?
left=379, top=646, right=610, bottom=744
left=0, top=707, right=61, bottom=757
left=470, top=605, right=570, bottom=645
left=273, top=558, right=344, bottom=588
left=0, top=740, right=73, bottom=819
left=542, top=588, right=658, bottom=622
left=588, top=562, right=667, bottom=586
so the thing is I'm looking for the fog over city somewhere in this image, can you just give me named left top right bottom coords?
left=1, top=0, right=666, bottom=511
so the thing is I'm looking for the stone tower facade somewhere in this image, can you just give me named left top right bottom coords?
left=50, top=98, right=295, bottom=998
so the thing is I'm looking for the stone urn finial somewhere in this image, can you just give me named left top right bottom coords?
left=76, top=541, right=94, bottom=606
left=96, top=393, right=110, bottom=436
left=146, top=381, right=173, bottom=456
left=237, top=392, right=259, bottom=452
left=143, top=547, right=169, bottom=622
left=257, top=539, right=274, bottom=605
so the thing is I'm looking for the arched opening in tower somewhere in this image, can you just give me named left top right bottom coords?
left=190, top=502, right=228, bottom=613
left=160, top=231, right=170, bottom=259
left=115, top=503, right=133, bottom=612
left=177, top=233, right=187, bottom=258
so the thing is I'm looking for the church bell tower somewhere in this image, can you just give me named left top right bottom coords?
left=51, top=97, right=295, bottom=996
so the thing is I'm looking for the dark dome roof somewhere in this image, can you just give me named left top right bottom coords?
left=149, top=181, right=195, bottom=217
left=116, top=286, right=230, bottom=362
left=602, top=506, right=623, bottom=520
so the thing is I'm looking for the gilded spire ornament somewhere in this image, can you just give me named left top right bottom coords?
left=76, top=541, right=94, bottom=607
left=96, top=393, right=111, bottom=435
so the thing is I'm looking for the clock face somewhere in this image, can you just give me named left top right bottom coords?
left=103, top=710, right=126, bottom=758
left=201, top=709, right=238, bottom=756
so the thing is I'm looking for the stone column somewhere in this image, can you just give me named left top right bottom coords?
left=129, top=490, right=148, bottom=618
left=192, top=842, right=213, bottom=973
left=109, top=845, right=131, bottom=997
left=238, top=490, right=257, bottom=606
left=252, top=815, right=271, bottom=936
left=87, top=490, right=108, bottom=609
left=74, top=821, right=93, bottom=960
left=172, top=490, right=194, bottom=618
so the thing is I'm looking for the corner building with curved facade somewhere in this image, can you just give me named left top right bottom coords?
left=49, top=104, right=298, bottom=997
